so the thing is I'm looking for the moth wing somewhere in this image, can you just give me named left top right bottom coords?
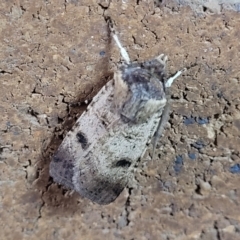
left=50, top=76, right=166, bottom=205
left=72, top=157, right=128, bottom=204
left=50, top=145, right=75, bottom=190
left=50, top=80, right=118, bottom=200
left=72, top=107, right=163, bottom=204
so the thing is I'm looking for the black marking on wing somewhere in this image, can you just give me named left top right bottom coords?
left=115, top=159, right=131, bottom=168
left=76, top=131, right=88, bottom=149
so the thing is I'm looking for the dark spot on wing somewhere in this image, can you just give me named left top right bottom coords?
left=76, top=131, right=88, bottom=149
left=115, top=159, right=131, bottom=168
left=63, top=161, right=74, bottom=170
left=52, top=155, right=62, bottom=162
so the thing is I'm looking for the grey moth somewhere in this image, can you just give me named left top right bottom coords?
left=49, top=20, right=185, bottom=205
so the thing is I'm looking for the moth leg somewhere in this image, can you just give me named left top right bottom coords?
left=151, top=101, right=170, bottom=160
left=152, top=68, right=186, bottom=159
left=108, top=19, right=130, bottom=64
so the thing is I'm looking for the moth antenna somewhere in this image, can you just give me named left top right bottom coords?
left=156, top=54, right=168, bottom=68
left=108, top=18, right=130, bottom=64
left=165, top=68, right=187, bottom=88
left=152, top=68, right=186, bottom=159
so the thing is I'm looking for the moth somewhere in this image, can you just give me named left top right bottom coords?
left=49, top=20, right=185, bottom=205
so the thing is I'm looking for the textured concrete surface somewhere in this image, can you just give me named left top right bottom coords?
left=174, top=0, right=240, bottom=14
left=1, top=0, right=240, bottom=239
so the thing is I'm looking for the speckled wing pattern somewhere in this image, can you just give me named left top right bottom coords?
left=50, top=57, right=168, bottom=204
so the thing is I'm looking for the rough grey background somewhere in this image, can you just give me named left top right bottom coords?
left=1, top=0, right=240, bottom=239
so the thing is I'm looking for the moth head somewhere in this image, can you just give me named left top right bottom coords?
left=113, top=62, right=166, bottom=123
left=142, top=54, right=167, bottom=79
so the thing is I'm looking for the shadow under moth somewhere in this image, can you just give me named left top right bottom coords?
left=50, top=20, right=185, bottom=205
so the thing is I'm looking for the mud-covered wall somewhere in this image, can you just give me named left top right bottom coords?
left=1, top=0, right=240, bottom=239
